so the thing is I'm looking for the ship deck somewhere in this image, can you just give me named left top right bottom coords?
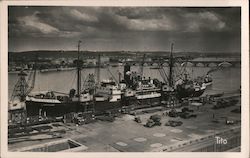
left=9, top=94, right=241, bottom=152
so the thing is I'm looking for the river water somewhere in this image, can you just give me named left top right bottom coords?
left=8, top=66, right=241, bottom=100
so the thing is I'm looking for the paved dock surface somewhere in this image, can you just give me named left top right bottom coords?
left=9, top=96, right=241, bottom=152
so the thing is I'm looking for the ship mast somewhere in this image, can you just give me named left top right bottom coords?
left=169, top=43, right=174, bottom=87
left=139, top=54, right=146, bottom=94
left=140, top=54, right=146, bottom=80
left=96, top=54, right=101, bottom=84
left=77, top=40, right=82, bottom=100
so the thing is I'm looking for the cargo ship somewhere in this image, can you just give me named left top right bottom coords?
left=159, top=43, right=211, bottom=101
left=9, top=41, right=94, bottom=120
left=94, top=79, right=122, bottom=113
left=93, top=54, right=162, bottom=112
left=120, top=56, right=162, bottom=109
left=175, top=74, right=207, bottom=99
left=25, top=41, right=94, bottom=117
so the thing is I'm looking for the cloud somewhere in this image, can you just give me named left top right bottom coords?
left=102, top=8, right=177, bottom=31
left=18, top=11, right=59, bottom=34
left=183, top=11, right=226, bottom=32
left=116, top=7, right=164, bottom=19
left=15, top=10, right=98, bottom=38
left=128, top=19, right=174, bottom=31
left=112, top=14, right=175, bottom=31
left=69, top=9, right=98, bottom=22
left=102, top=8, right=226, bottom=32
left=57, top=31, right=82, bottom=38
left=8, top=7, right=240, bottom=52
left=13, top=7, right=229, bottom=38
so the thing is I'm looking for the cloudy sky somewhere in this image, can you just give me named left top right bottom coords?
left=8, top=6, right=240, bottom=53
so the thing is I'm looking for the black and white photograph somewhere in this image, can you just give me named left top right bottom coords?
left=1, top=0, right=249, bottom=157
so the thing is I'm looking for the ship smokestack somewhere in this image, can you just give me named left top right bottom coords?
left=124, top=64, right=131, bottom=86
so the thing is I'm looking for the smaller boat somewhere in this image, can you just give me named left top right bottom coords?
left=175, top=74, right=207, bottom=99
left=203, top=74, right=213, bottom=87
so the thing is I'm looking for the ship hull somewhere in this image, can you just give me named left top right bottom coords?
left=121, top=95, right=137, bottom=107
left=122, top=95, right=161, bottom=109
left=25, top=93, right=162, bottom=117
left=176, top=86, right=205, bottom=99
left=94, top=100, right=121, bottom=115
left=136, top=96, right=161, bottom=108
left=25, top=101, right=93, bottom=117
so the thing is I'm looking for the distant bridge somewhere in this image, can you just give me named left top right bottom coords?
left=122, top=58, right=241, bottom=67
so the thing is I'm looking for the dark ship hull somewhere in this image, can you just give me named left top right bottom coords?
left=121, top=92, right=161, bottom=109
left=135, top=96, right=161, bottom=108
left=25, top=100, right=93, bottom=117
left=121, top=95, right=137, bottom=107
left=121, top=96, right=161, bottom=110
left=176, top=85, right=206, bottom=99
left=94, top=100, right=121, bottom=115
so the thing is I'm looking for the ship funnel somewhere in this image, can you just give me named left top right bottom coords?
left=124, top=64, right=131, bottom=86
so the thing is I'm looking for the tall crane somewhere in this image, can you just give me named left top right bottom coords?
left=11, top=64, right=37, bottom=102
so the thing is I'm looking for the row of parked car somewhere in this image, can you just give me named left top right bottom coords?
left=168, top=108, right=197, bottom=119
left=134, top=107, right=197, bottom=128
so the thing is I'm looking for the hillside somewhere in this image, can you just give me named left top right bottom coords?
left=8, top=50, right=240, bottom=62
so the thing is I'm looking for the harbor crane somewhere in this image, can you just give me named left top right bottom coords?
left=11, top=64, right=37, bottom=102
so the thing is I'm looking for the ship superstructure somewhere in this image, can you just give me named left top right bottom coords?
left=121, top=55, right=162, bottom=109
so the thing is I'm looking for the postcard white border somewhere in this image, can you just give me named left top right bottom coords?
left=1, top=0, right=249, bottom=158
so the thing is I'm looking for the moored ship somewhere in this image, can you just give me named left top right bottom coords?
left=94, top=79, right=122, bottom=114
left=121, top=58, right=162, bottom=109
left=159, top=43, right=211, bottom=101
left=24, top=40, right=94, bottom=117
left=175, top=74, right=207, bottom=99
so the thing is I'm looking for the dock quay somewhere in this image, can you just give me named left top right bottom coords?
left=8, top=92, right=241, bottom=152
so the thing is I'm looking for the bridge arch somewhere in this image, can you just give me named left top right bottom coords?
left=162, top=63, right=169, bottom=67
left=208, top=63, right=217, bottom=67
left=174, top=63, right=181, bottom=67
left=218, top=61, right=232, bottom=67
left=152, top=63, right=158, bottom=66
left=185, top=62, right=194, bottom=67
left=196, top=63, right=205, bottom=67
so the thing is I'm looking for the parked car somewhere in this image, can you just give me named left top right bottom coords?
left=134, top=116, right=142, bottom=123
left=179, top=112, right=197, bottom=119
left=165, top=120, right=183, bottom=127
left=144, top=114, right=162, bottom=128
